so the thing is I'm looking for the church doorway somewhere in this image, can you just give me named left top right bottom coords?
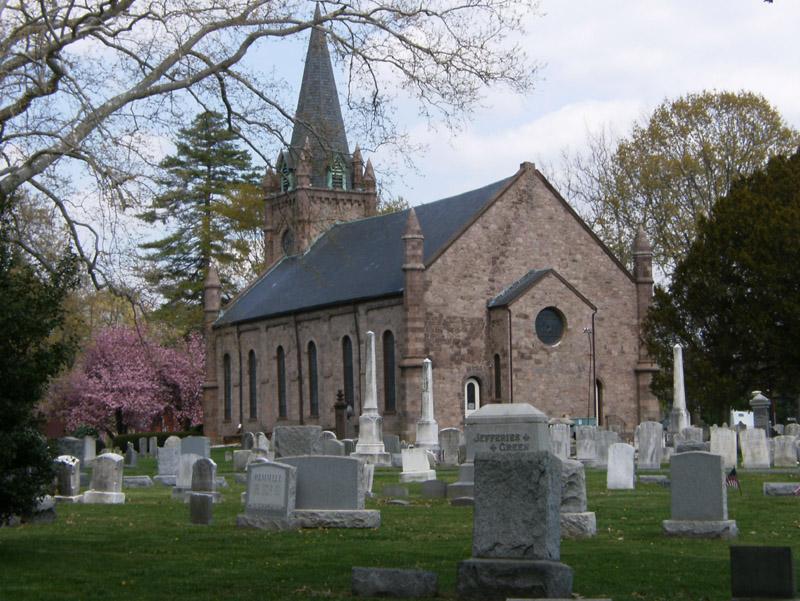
left=464, top=377, right=481, bottom=418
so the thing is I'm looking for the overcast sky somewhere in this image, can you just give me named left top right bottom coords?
left=349, top=0, right=800, bottom=205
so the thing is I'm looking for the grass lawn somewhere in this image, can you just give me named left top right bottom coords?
left=1, top=449, right=798, bottom=601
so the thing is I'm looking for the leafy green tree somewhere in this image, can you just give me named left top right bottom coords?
left=138, top=111, right=260, bottom=333
left=559, top=90, right=799, bottom=275
left=644, top=149, right=800, bottom=423
left=0, top=194, right=80, bottom=522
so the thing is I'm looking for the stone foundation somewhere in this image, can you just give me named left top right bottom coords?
left=456, top=558, right=573, bottom=601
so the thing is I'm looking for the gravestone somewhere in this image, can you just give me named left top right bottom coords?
left=730, top=546, right=796, bottom=600
left=400, top=448, right=436, bottom=483
left=149, top=436, right=158, bottom=457
left=447, top=463, right=475, bottom=499
left=233, top=450, right=252, bottom=471
left=138, top=436, right=148, bottom=456
left=670, top=343, right=690, bottom=433
left=560, top=459, right=596, bottom=539
left=172, top=453, right=201, bottom=499
left=739, top=429, right=770, bottom=468
left=550, top=423, right=571, bottom=460
left=607, top=443, right=635, bottom=490
left=465, top=403, right=551, bottom=462
left=414, top=358, right=440, bottom=452
left=124, top=442, right=137, bottom=467
left=164, top=435, right=181, bottom=448
left=342, top=438, right=356, bottom=455
left=773, top=435, right=798, bottom=467
left=188, top=457, right=220, bottom=503
left=636, top=421, right=664, bottom=470
left=662, top=451, right=737, bottom=538
left=763, top=483, right=800, bottom=496
left=321, top=438, right=345, bottom=456
left=57, top=437, right=84, bottom=463
left=180, top=436, right=210, bottom=458
left=785, top=423, right=800, bottom=438
left=189, top=493, right=213, bottom=525
left=439, top=428, right=462, bottom=466
left=575, top=426, right=597, bottom=463
left=255, top=432, right=270, bottom=451
left=83, top=453, right=125, bottom=504
left=53, top=455, right=82, bottom=503
left=710, top=427, right=738, bottom=469
left=361, top=463, right=375, bottom=497
left=272, top=425, right=323, bottom=457
left=383, top=434, right=401, bottom=455
left=381, top=484, right=409, bottom=498
left=594, top=430, right=620, bottom=468
left=750, top=391, right=771, bottom=434
left=82, top=436, right=96, bottom=466
left=157, top=445, right=180, bottom=476
left=242, top=432, right=255, bottom=450
left=682, top=426, right=704, bottom=443
left=237, top=460, right=298, bottom=530
left=352, top=567, right=438, bottom=599
left=280, top=455, right=380, bottom=528
left=421, top=480, right=447, bottom=499
left=457, top=451, right=572, bottom=600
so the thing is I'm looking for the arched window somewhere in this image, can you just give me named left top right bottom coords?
left=278, top=154, right=293, bottom=192
left=383, top=330, right=396, bottom=413
left=248, top=350, right=257, bottom=420
left=327, top=156, right=347, bottom=190
left=308, top=341, right=319, bottom=417
left=464, top=377, right=481, bottom=417
left=493, top=354, right=502, bottom=401
left=342, top=336, right=354, bottom=410
left=223, top=354, right=232, bottom=421
left=277, top=346, right=287, bottom=419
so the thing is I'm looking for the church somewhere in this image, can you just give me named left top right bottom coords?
left=200, top=18, right=660, bottom=442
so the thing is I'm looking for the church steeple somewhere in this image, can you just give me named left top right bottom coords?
left=262, top=7, right=378, bottom=267
left=289, top=4, right=350, bottom=188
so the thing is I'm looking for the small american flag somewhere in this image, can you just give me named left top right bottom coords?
left=794, top=484, right=800, bottom=496
left=726, top=468, right=741, bottom=494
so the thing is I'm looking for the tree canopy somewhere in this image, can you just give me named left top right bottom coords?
left=558, top=90, right=799, bottom=276
left=644, top=149, right=800, bottom=423
left=138, top=110, right=261, bottom=333
left=0, top=0, right=539, bottom=291
left=0, top=194, right=79, bottom=521
left=49, top=326, right=204, bottom=437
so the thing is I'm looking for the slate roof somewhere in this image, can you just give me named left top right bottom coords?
left=487, top=269, right=550, bottom=308
left=288, top=7, right=351, bottom=188
left=487, top=268, right=597, bottom=311
left=215, top=175, right=515, bottom=326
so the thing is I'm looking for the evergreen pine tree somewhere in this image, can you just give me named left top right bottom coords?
left=139, top=111, right=260, bottom=333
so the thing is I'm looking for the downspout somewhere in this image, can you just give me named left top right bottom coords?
left=591, top=310, right=598, bottom=424
left=507, top=307, right=514, bottom=404
left=293, top=314, right=305, bottom=425
left=236, top=324, right=243, bottom=430
left=352, top=304, right=362, bottom=414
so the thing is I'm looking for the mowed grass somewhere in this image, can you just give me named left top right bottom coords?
left=1, top=449, right=798, bottom=601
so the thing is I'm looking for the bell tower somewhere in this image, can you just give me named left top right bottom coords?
left=263, top=6, right=377, bottom=266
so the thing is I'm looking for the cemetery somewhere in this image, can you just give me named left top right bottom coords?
left=2, top=5, right=800, bottom=601
left=3, top=398, right=800, bottom=601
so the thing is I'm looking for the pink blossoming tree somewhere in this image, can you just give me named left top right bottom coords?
left=51, top=326, right=203, bottom=436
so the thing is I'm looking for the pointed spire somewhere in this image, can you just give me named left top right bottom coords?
left=363, top=158, right=376, bottom=192
left=404, top=207, right=422, bottom=238
left=633, top=225, right=652, bottom=253
left=290, top=6, right=349, bottom=187
left=203, top=263, right=221, bottom=316
left=351, top=144, right=363, bottom=189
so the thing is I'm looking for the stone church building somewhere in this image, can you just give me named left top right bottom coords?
left=201, top=19, right=659, bottom=442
